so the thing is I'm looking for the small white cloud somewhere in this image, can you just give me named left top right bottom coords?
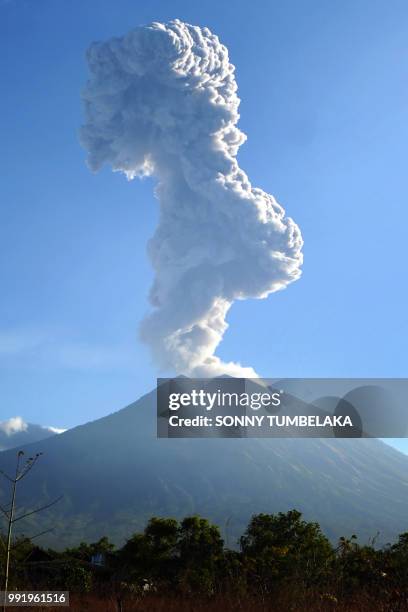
left=0, top=416, right=28, bottom=436
left=43, top=426, right=66, bottom=434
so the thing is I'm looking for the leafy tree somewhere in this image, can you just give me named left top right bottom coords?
left=177, top=516, right=224, bottom=595
left=65, top=536, right=115, bottom=562
left=382, top=532, right=408, bottom=603
left=119, top=517, right=178, bottom=586
left=240, top=510, right=333, bottom=594
left=334, top=535, right=388, bottom=603
left=6, top=510, right=408, bottom=608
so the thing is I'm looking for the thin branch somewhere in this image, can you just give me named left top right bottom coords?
left=0, top=469, right=13, bottom=484
left=26, top=527, right=54, bottom=543
left=16, top=455, right=42, bottom=482
left=0, top=505, right=10, bottom=521
left=12, top=495, right=63, bottom=523
left=12, top=528, right=55, bottom=551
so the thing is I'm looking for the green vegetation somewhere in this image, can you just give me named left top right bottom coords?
left=2, top=510, right=408, bottom=610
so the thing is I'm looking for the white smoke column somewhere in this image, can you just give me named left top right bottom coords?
left=81, top=20, right=303, bottom=377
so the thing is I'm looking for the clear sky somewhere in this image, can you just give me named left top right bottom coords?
left=1, top=1, right=407, bottom=450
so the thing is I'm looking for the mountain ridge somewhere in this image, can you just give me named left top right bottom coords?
left=1, top=386, right=408, bottom=549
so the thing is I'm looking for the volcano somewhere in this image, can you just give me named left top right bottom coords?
left=0, top=385, right=407, bottom=549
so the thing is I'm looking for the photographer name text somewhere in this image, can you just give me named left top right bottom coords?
left=168, top=415, right=353, bottom=428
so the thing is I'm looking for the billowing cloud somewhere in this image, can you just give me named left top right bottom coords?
left=0, top=416, right=28, bottom=436
left=0, top=417, right=66, bottom=451
left=81, top=19, right=303, bottom=377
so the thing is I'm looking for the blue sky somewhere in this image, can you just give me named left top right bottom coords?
left=0, top=0, right=407, bottom=450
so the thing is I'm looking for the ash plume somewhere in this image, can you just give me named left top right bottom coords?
left=81, top=20, right=303, bottom=377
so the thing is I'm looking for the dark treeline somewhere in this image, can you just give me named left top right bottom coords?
left=3, top=510, right=408, bottom=611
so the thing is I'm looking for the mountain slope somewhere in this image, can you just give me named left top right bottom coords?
left=0, top=387, right=408, bottom=549
left=0, top=419, right=60, bottom=451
